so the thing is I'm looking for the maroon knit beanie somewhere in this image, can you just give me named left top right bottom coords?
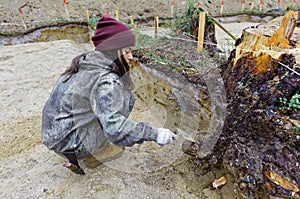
left=91, top=16, right=136, bottom=51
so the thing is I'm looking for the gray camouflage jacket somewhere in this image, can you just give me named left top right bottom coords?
left=41, top=51, right=158, bottom=159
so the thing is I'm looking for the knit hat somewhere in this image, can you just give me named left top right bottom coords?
left=91, top=16, right=136, bottom=51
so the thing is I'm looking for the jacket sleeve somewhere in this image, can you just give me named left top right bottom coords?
left=90, top=72, right=159, bottom=146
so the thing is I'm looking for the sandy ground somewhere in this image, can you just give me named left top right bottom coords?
left=0, top=0, right=288, bottom=34
left=0, top=20, right=260, bottom=198
left=0, top=0, right=288, bottom=24
left=0, top=40, right=195, bottom=198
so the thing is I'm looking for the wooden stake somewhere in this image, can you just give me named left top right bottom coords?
left=171, top=0, right=174, bottom=18
left=250, top=1, right=254, bottom=10
left=220, top=1, right=224, bottom=15
left=86, top=10, right=90, bottom=23
left=85, top=10, right=92, bottom=41
left=284, top=3, right=288, bottom=10
left=154, top=16, right=159, bottom=37
left=18, top=7, right=27, bottom=30
left=115, top=10, right=119, bottom=21
left=259, top=0, right=263, bottom=12
left=64, top=0, right=70, bottom=21
left=241, top=0, right=245, bottom=11
left=197, top=12, right=206, bottom=53
left=131, top=16, right=135, bottom=29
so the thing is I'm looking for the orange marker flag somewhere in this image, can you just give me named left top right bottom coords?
left=220, top=1, right=224, bottom=14
left=242, top=0, right=245, bottom=11
left=171, top=0, right=174, bottom=17
left=18, top=7, right=23, bottom=15
left=259, top=0, right=263, bottom=11
left=18, top=7, right=27, bottom=29
left=63, top=0, right=70, bottom=21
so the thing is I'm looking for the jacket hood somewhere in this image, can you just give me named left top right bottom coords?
left=78, top=51, right=115, bottom=71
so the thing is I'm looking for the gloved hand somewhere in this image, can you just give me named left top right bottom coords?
left=156, top=128, right=177, bottom=146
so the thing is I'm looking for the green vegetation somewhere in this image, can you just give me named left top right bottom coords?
left=279, top=97, right=288, bottom=111
left=279, top=94, right=300, bottom=112
left=173, top=0, right=212, bottom=36
left=132, top=0, right=227, bottom=71
left=292, top=126, right=300, bottom=132
left=289, top=94, right=300, bottom=111
left=88, top=17, right=99, bottom=30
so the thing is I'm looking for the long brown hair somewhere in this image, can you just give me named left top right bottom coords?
left=61, top=50, right=133, bottom=89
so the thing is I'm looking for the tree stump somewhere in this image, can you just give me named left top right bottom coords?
left=190, top=10, right=300, bottom=198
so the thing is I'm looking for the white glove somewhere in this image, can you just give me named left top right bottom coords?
left=156, top=128, right=177, bottom=146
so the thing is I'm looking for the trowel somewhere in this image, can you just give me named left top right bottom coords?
left=176, top=128, right=196, bottom=143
